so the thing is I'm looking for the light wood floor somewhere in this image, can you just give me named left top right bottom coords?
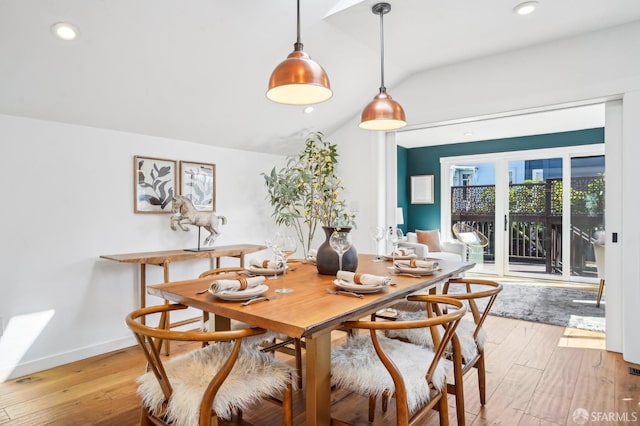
left=1, top=315, right=639, bottom=425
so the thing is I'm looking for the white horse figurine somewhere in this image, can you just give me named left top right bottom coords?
left=170, top=195, right=227, bottom=245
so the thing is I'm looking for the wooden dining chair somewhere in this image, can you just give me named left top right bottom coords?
left=330, top=295, right=466, bottom=426
left=126, top=303, right=294, bottom=426
left=386, top=277, right=502, bottom=425
left=199, top=266, right=303, bottom=388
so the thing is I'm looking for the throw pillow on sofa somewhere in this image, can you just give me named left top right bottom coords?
left=416, top=229, right=442, bottom=252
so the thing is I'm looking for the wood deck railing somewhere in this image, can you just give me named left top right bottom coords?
left=451, top=176, right=604, bottom=277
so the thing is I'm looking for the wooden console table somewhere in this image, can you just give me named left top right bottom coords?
left=101, top=243, right=267, bottom=312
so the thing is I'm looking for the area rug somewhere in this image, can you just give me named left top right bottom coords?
left=483, top=283, right=605, bottom=332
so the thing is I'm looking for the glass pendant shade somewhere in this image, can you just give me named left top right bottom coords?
left=359, top=90, right=406, bottom=130
left=267, top=49, right=332, bottom=105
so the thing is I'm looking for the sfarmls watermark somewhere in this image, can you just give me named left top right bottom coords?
left=572, top=408, right=638, bottom=424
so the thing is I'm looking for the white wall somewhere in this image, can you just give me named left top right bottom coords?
left=322, top=126, right=384, bottom=254
left=620, top=91, right=640, bottom=362
left=331, top=21, right=640, bottom=362
left=395, top=22, right=640, bottom=127
left=0, top=114, right=284, bottom=380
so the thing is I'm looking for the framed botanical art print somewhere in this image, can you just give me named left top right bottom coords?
left=411, top=175, right=435, bottom=204
left=179, top=161, right=216, bottom=211
left=133, top=156, right=177, bottom=213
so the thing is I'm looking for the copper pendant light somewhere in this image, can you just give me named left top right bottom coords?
left=359, top=2, right=406, bottom=131
left=267, top=0, right=332, bottom=105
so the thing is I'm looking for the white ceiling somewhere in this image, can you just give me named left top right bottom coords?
left=1, top=0, right=638, bottom=155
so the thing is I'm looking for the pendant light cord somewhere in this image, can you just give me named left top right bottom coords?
left=379, top=9, right=386, bottom=93
left=295, top=0, right=303, bottom=51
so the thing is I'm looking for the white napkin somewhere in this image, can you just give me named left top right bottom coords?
left=389, top=248, right=415, bottom=257
left=336, top=270, right=391, bottom=287
left=209, top=276, right=266, bottom=293
left=250, top=258, right=281, bottom=269
left=394, top=259, right=439, bottom=270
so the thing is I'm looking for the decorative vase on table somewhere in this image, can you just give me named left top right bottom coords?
left=316, top=226, right=358, bottom=275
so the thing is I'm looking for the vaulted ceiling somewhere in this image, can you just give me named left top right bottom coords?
left=2, top=0, right=639, bottom=155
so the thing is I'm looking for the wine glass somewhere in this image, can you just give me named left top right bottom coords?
left=369, top=226, right=385, bottom=261
left=387, top=227, right=404, bottom=263
left=274, top=234, right=297, bottom=293
left=265, top=237, right=282, bottom=280
left=329, top=230, right=353, bottom=272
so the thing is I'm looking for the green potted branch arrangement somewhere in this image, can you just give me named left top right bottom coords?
left=263, top=131, right=356, bottom=275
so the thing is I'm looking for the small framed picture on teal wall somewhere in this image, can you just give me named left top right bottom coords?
left=411, top=175, right=434, bottom=204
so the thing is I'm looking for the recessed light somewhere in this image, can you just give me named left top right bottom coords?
left=513, top=1, right=538, bottom=15
left=464, top=132, right=474, bottom=137
left=303, top=106, right=314, bottom=114
left=51, top=22, right=79, bottom=41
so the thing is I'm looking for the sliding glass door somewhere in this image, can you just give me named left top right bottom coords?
left=448, top=161, right=497, bottom=274
left=569, top=156, right=605, bottom=280
left=441, top=145, right=604, bottom=282
left=506, top=156, right=563, bottom=276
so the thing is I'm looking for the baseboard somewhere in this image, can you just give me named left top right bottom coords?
left=0, top=335, right=137, bottom=382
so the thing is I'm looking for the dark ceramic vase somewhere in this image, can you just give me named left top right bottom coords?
left=316, top=226, right=358, bottom=275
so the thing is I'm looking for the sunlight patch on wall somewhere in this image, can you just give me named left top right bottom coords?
left=0, top=310, right=55, bottom=382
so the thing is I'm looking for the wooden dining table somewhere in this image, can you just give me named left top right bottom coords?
left=147, top=254, right=474, bottom=426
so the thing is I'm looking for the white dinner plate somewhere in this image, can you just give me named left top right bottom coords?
left=210, top=284, right=269, bottom=301
left=333, top=279, right=385, bottom=294
left=247, top=266, right=286, bottom=276
left=382, top=254, right=417, bottom=261
left=392, top=265, right=440, bottom=276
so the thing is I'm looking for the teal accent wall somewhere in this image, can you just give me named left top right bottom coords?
left=398, top=127, right=605, bottom=233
